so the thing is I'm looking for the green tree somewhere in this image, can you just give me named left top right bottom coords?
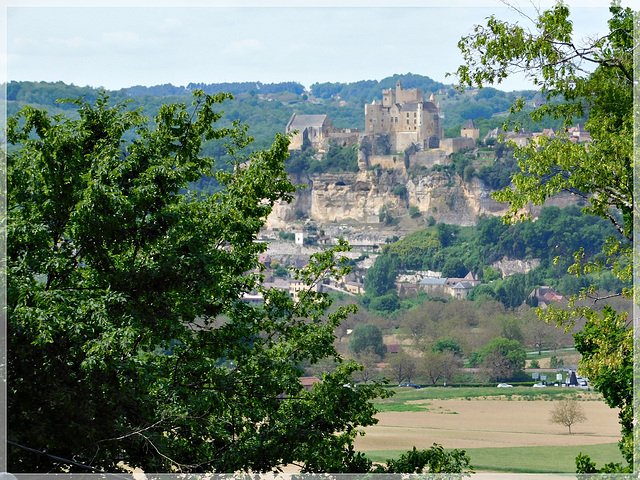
left=476, top=337, right=526, bottom=382
left=349, top=324, right=387, bottom=358
left=363, top=254, right=399, bottom=297
left=7, top=92, right=391, bottom=473
left=453, top=3, right=635, bottom=470
left=441, top=257, right=467, bottom=278
left=431, top=338, right=463, bottom=357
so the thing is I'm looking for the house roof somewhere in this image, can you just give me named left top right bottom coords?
left=419, top=277, right=447, bottom=285
left=400, top=103, right=420, bottom=112
left=299, top=376, right=321, bottom=387
left=386, top=344, right=402, bottom=354
left=462, top=119, right=478, bottom=129
left=463, top=271, right=478, bottom=281
left=286, top=114, right=330, bottom=131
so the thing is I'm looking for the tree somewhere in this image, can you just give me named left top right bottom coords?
left=441, top=257, right=466, bottom=278
left=363, top=254, right=398, bottom=297
left=477, top=337, right=526, bottom=382
left=349, top=324, right=387, bottom=359
left=453, top=1, right=636, bottom=472
left=355, top=350, right=383, bottom=384
left=421, top=351, right=462, bottom=386
left=549, top=400, right=587, bottom=434
left=431, top=337, right=463, bottom=357
left=7, top=92, right=392, bottom=473
left=386, top=350, right=417, bottom=385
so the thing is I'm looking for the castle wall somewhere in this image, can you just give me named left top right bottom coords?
left=326, top=131, right=362, bottom=148
left=288, top=130, right=306, bottom=150
left=369, top=154, right=407, bottom=171
left=409, top=150, right=450, bottom=169
left=394, top=131, right=420, bottom=152
left=441, top=137, right=475, bottom=155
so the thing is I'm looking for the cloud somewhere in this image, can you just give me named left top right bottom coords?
left=226, top=38, right=263, bottom=54
left=47, top=35, right=95, bottom=51
left=102, top=31, right=158, bottom=50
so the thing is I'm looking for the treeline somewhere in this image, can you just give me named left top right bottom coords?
left=7, top=80, right=579, bottom=195
left=363, top=205, right=629, bottom=313
left=310, top=72, right=448, bottom=103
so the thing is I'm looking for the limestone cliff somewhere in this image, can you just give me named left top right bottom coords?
left=265, top=167, right=580, bottom=230
left=266, top=170, right=515, bottom=229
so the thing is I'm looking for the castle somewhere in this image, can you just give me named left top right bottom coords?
left=364, top=80, right=444, bottom=152
left=286, top=81, right=463, bottom=168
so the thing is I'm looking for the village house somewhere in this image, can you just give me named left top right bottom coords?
left=529, top=286, right=564, bottom=308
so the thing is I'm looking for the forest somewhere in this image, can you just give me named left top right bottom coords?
left=362, top=205, right=629, bottom=315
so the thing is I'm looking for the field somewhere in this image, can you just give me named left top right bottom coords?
left=354, top=386, right=624, bottom=473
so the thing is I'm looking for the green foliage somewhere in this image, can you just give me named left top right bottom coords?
left=278, top=231, right=296, bottom=241
left=453, top=1, right=635, bottom=472
left=6, top=92, right=393, bottom=473
left=572, top=306, right=633, bottom=467
left=528, top=359, right=540, bottom=369
left=441, top=257, right=467, bottom=278
left=349, top=324, right=387, bottom=358
left=482, top=266, right=501, bottom=282
left=286, top=143, right=358, bottom=176
left=378, top=203, right=397, bottom=226
left=392, top=184, right=407, bottom=197
left=549, top=355, right=564, bottom=369
left=476, top=337, right=527, bottom=382
left=363, top=255, right=399, bottom=298
left=431, top=338, right=463, bottom=356
left=310, top=73, right=447, bottom=105
left=368, top=291, right=401, bottom=314
left=372, top=445, right=473, bottom=474
left=409, top=206, right=420, bottom=218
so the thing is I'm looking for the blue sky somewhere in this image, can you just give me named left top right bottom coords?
left=3, top=0, right=619, bottom=93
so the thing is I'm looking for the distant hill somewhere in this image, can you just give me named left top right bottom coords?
left=310, top=72, right=449, bottom=103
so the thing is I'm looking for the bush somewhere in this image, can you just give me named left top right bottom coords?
left=369, top=292, right=401, bottom=313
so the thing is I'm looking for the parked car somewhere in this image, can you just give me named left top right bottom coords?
left=497, top=383, right=513, bottom=388
left=399, top=382, right=421, bottom=389
left=532, top=383, right=547, bottom=388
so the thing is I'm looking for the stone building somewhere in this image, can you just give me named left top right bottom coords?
left=460, top=119, right=479, bottom=140
left=286, top=114, right=335, bottom=151
left=364, top=80, right=444, bottom=152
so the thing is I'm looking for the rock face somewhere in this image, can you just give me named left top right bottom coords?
left=265, top=170, right=515, bottom=229
left=491, top=258, right=541, bottom=278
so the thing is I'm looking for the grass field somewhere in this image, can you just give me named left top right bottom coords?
left=365, top=443, right=623, bottom=473
left=355, top=386, right=623, bottom=473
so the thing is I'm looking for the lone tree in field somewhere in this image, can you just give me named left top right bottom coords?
left=549, top=399, right=587, bottom=434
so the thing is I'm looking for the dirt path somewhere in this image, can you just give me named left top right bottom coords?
left=355, top=398, right=620, bottom=451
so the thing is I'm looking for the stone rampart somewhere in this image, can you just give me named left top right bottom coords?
left=441, top=137, right=475, bottom=155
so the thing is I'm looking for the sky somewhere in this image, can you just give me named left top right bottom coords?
left=2, top=0, right=622, bottom=93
